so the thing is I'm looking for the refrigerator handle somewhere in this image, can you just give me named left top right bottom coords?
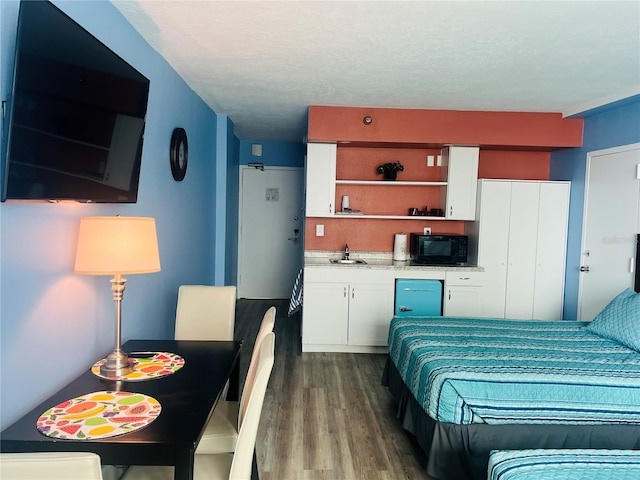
left=399, top=306, right=413, bottom=312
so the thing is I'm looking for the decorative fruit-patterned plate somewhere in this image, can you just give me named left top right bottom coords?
left=91, top=352, right=185, bottom=381
left=37, top=391, right=161, bottom=440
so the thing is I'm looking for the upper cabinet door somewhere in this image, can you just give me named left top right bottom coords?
left=441, top=146, right=479, bottom=220
left=305, top=143, right=337, bottom=217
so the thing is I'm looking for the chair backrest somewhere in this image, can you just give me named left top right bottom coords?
left=174, top=285, right=236, bottom=341
left=239, top=306, right=276, bottom=424
left=0, top=452, right=103, bottom=480
left=229, top=332, right=275, bottom=480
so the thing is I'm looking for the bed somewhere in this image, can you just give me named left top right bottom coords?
left=382, top=291, right=640, bottom=480
left=487, top=449, right=640, bottom=480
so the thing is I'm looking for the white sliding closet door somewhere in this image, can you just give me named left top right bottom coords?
left=475, top=180, right=512, bottom=318
left=473, top=179, right=570, bottom=320
left=505, top=182, right=540, bottom=319
left=533, top=183, right=570, bottom=320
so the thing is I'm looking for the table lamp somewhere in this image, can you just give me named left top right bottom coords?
left=75, top=216, right=161, bottom=377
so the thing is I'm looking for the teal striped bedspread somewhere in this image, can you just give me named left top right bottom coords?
left=488, top=449, right=640, bottom=480
left=388, top=317, right=640, bottom=425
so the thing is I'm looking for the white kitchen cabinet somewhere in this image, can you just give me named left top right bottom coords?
left=302, top=281, right=348, bottom=346
left=302, top=268, right=394, bottom=352
left=443, top=271, right=484, bottom=317
left=304, top=143, right=478, bottom=220
left=305, top=143, right=336, bottom=216
left=440, top=146, right=480, bottom=220
left=348, top=282, right=395, bottom=346
left=466, top=179, right=570, bottom=320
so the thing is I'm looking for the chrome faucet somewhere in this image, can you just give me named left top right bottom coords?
left=344, top=244, right=350, bottom=260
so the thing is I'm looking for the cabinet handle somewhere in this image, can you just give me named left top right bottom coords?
left=459, top=277, right=470, bottom=280
left=448, top=290, right=452, bottom=300
left=343, top=287, right=347, bottom=298
left=450, top=206, right=453, bottom=216
left=351, top=288, right=355, bottom=299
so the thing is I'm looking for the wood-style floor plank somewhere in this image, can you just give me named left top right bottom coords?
left=235, top=299, right=434, bottom=480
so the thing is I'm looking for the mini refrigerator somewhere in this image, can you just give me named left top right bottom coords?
left=395, top=279, right=443, bottom=316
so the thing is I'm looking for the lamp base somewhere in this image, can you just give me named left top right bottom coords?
left=99, top=350, right=135, bottom=377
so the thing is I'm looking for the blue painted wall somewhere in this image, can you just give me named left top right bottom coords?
left=551, top=96, right=640, bottom=320
left=238, top=140, right=305, bottom=168
left=226, top=127, right=241, bottom=286
left=0, top=0, right=227, bottom=429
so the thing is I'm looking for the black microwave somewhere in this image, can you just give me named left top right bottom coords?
left=409, top=233, right=468, bottom=265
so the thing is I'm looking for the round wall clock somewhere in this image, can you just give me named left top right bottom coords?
left=170, top=127, right=188, bottom=181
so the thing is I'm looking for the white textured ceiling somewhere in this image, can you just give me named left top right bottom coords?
left=112, top=1, right=640, bottom=142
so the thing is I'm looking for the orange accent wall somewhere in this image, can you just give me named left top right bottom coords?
left=306, top=218, right=465, bottom=253
left=308, top=106, right=583, bottom=149
left=304, top=106, right=583, bottom=253
left=479, top=150, right=550, bottom=180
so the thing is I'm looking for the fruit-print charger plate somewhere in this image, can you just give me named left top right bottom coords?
left=37, top=391, right=161, bottom=440
left=91, top=352, right=185, bottom=381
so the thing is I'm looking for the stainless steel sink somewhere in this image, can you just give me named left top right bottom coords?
left=329, top=259, right=367, bottom=265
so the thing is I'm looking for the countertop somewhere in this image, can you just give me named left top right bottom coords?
left=304, top=251, right=484, bottom=272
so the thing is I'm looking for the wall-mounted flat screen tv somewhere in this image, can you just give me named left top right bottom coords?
left=2, top=0, right=150, bottom=202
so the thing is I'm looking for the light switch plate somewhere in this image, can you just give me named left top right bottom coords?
left=316, top=224, right=324, bottom=236
left=436, top=155, right=442, bottom=166
left=423, top=227, right=431, bottom=235
left=427, top=155, right=435, bottom=167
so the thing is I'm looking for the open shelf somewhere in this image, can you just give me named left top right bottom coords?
left=329, top=214, right=445, bottom=220
left=335, top=180, right=447, bottom=186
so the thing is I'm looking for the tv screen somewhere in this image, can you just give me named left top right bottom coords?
left=2, top=0, right=150, bottom=202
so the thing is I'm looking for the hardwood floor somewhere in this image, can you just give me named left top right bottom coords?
left=235, top=299, right=435, bottom=480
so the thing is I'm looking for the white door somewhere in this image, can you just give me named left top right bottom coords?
left=533, top=182, right=570, bottom=320
left=505, top=182, right=540, bottom=319
left=579, top=144, right=640, bottom=321
left=238, top=166, right=304, bottom=298
left=476, top=180, right=512, bottom=318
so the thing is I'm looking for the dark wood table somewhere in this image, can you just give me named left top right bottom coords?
left=0, top=339, right=242, bottom=480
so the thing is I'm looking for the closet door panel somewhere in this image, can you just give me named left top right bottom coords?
left=505, top=182, right=540, bottom=319
left=533, top=182, right=570, bottom=320
left=477, top=181, right=511, bottom=318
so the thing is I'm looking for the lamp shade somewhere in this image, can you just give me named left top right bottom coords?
left=75, top=216, right=161, bottom=275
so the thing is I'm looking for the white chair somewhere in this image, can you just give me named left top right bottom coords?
left=0, top=452, right=103, bottom=480
left=196, top=306, right=276, bottom=454
left=122, top=332, right=275, bottom=480
left=174, top=285, right=236, bottom=341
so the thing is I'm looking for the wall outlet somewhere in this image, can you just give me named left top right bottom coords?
left=423, top=227, right=431, bottom=235
left=436, top=155, right=442, bottom=166
left=427, top=155, right=435, bottom=167
left=316, top=224, right=324, bottom=237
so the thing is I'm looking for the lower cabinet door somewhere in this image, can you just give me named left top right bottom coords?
left=348, top=283, right=395, bottom=346
left=443, top=286, right=483, bottom=317
left=302, top=282, right=348, bottom=345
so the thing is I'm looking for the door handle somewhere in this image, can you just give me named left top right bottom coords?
left=287, top=229, right=300, bottom=242
left=580, top=266, right=590, bottom=272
